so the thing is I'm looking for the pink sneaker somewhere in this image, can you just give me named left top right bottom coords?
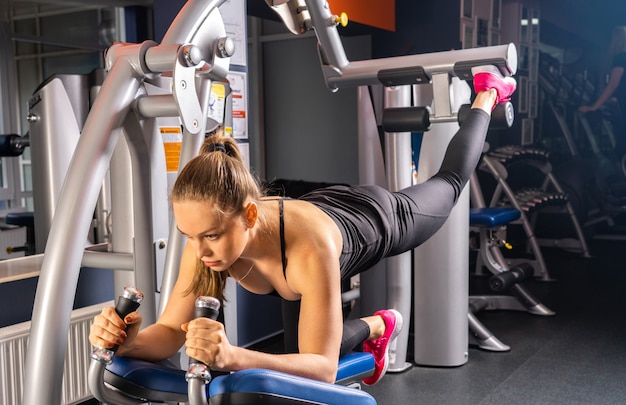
left=362, top=309, right=403, bottom=386
left=473, top=71, right=517, bottom=106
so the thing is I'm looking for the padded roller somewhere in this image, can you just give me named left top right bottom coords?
left=0, top=134, right=27, bottom=157
left=492, top=101, right=515, bottom=128
left=458, top=101, right=514, bottom=129
left=489, top=262, right=535, bottom=291
left=382, top=106, right=430, bottom=132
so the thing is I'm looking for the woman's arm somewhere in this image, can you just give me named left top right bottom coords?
left=120, top=242, right=198, bottom=360
left=184, top=258, right=343, bottom=382
left=90, top=242, right=197, bottom=362
left=293, top=257, right=344, bottom=381
left=281, top=203, right=345, bottom=381
left=580, top=66, right=625, bottom=112
left=185, top=209, right=345, bottom=383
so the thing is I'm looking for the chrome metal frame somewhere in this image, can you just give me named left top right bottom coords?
left=22, top=0, right=518, bottom=402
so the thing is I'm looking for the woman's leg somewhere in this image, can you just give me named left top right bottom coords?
left=415, top=88, right=500, bottom=205
left=358, top=310, right=403, bottom=386
left=281, top=299, right=301, bottom=353
left=284, top=301, right=393, bottom=359
left=386, top=107, right=491, bottom=254
left=340, top=318, right=371, bottom=356
left=388, top=77, right=515, bottom=255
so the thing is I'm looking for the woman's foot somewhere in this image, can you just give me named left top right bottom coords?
left=473, top=70, right=517, bottom=107
left=362, top=309, right=403, bottom=386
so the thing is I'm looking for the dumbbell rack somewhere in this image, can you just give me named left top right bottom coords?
left=478, top=145, right=591, bottom=281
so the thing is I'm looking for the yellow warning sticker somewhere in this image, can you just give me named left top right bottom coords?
left=161, top=127, right=183, bottom=172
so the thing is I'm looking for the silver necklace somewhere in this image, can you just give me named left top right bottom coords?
left=233, top=261, right=254, bottom=283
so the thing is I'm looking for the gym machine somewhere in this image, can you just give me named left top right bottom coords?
left=0, top=132, right=32, bottom=255
left=22, top=0, right=231, bottom=402
left=270, top=0, right=517, bottom=368
left=21, top=0, right=518, bottom=404
left=468, top=172, right=555, bottom=351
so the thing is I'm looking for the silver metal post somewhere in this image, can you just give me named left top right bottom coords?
left=412, top=78, right=471, bottom=367
left=383, top=85, right=413, bottom=373
left=159, top=74, right=214, bottom=315
left=22, top=54, right=145, bottom=404
left=304, top=0, right=349, bottom=70
left=23, top=1, right=232, bottom=402
left=357, top=85, right=388, bottom=318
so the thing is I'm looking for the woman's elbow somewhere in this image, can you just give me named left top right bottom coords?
left=320, top=360, right=339, bottom=384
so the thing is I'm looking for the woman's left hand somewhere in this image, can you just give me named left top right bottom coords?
left=182, top=317, right=234, bottom=370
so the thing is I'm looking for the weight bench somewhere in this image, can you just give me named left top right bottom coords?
left=103, top=351, right=376, bottom=404
left=467, top=197, right=554, bottom=352
left=5, top=211, right=35, bottom=256
left=479, top=146, right=591, bottom=280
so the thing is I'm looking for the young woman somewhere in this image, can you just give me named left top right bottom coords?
left=579, top=26, right=626, bottom=116
left=579, top=26, right=626, bottom=159
left=90, top=70, right=516, bottom=385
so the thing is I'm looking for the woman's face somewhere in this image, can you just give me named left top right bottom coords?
left=173, top=200, right=249, bottom=273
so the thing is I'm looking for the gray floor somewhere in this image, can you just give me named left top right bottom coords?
left=362, top=239, right=626, bottom=405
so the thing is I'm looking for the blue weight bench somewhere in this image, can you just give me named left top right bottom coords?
left=470, top=206, right=521, bottom=228
left=5, top=211, right=35, bottom=256
left=104, top=351, right=376, bottom=404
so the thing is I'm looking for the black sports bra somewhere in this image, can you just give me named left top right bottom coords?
left=266, top=199, right=288, bottom=298
left=279, top=198, right=287, bottom=278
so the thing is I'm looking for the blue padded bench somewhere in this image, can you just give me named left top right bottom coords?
left=334, top=351, right=375, bottom=385
left=469, top=207, right=520, bottom=227
left=209, top=367, right=376, bottom=405
left=105, top=357, right=189, bottom=402
left=5, top=211, right=34, bottom=227
left=105, top=351, right=376, bottom=404
left=5, top=211, right=36, bottom=256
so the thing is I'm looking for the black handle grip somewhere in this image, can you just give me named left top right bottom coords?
left=194, top=300, right=220, bottom=321
left=110, top=287, right=143, bottom=352
left=186, top=296, right=221, bottom=383
left=189, top=297, right=220, bottom=367
left=91, top=286, right=143, bottom=364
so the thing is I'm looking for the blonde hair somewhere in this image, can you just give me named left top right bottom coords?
left=171, top=134, right=264, bottom=302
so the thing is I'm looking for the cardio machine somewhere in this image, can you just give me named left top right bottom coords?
left=21, top=0, right=518, bottom=404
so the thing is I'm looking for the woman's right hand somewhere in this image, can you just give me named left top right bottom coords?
left=89, top=306, right=142, bottom=353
